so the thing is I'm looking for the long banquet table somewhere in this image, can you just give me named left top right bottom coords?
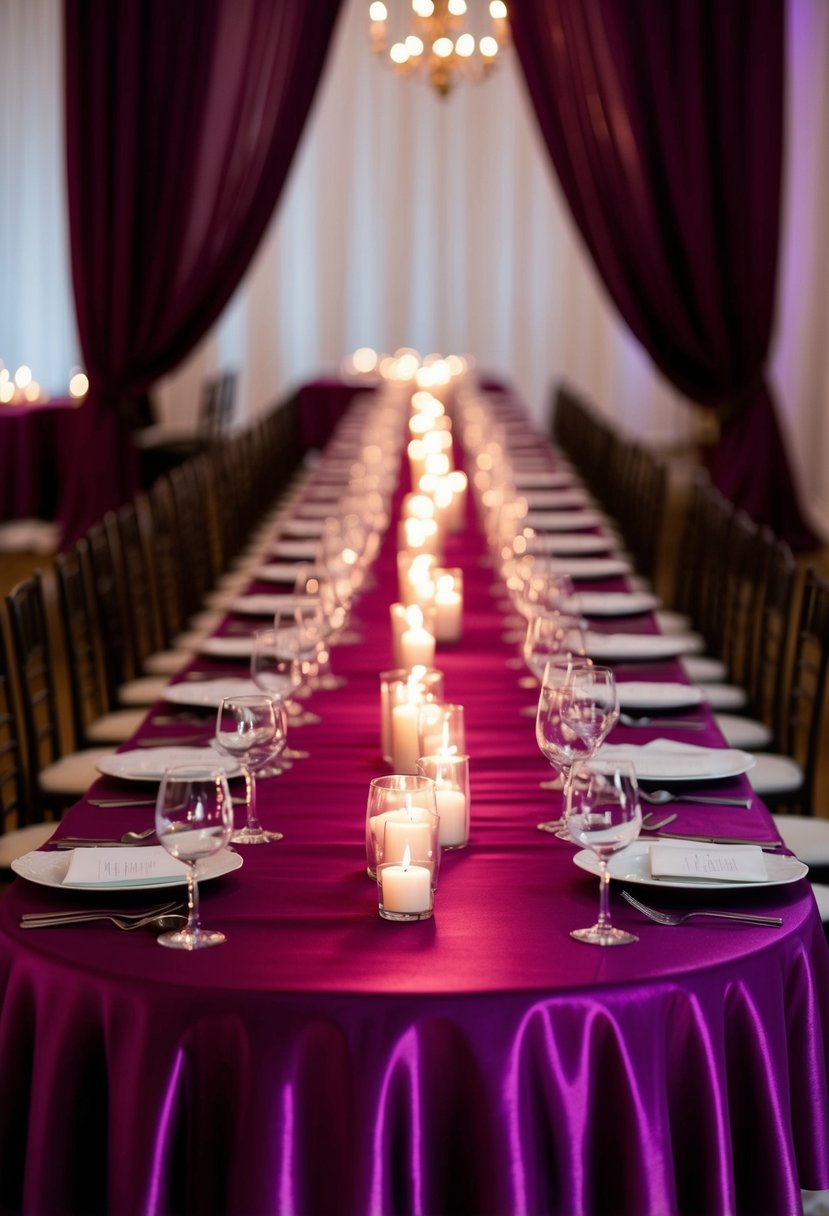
left=0, top=386, right=828, bottom=1216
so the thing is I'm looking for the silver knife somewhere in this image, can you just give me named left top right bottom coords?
left=645, top=831, right=784, bottom=849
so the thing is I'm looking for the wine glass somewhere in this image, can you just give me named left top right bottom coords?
left=214, top=695, right=284, bottom=844
left=521, top=610, right=586, bottom=689
left=565, top=760, right=642, bottom=946
left=535, top=655, right=596, bottom=829
left=273, top=601, right=322, bottom=726
left=564, top=665, right=620, bottom=754
left=154, top=764, right=234, bottom=950
left=250, top=627, right=306, bottom=764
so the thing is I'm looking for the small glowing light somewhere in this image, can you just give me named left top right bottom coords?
left=412, top=0, right=434, bottom=15
left=405, top=34, right=424, bottom=56
left=446, top=354, right=466, bottom=377
left=433, top=36, right=453, bottom=58
left=14, top=365, right=32, bottom=390
left=0, top=381, right=14, bottom=404
left=480, top=35, right=499, bottom=58
left=352, top=347, right=378, bottom=374
left=69, top=371, right=89, bottom=398
left=396, top=351, right=420, bottom=379
left=455, top=33, right=475, bottom=57
left=448, top=0, right=467, bottom=14
left=24, top=380, right=41, bottom=402
left=369, top=1, right=387, bottom=19
left=390, top=41, right=409, bottom=64
left=490, top=0, right=507, bottom=17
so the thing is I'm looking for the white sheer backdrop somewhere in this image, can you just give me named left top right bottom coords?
left=2, top=0, right=828, bottom=532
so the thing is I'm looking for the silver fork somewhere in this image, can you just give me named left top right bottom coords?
left=621, top=890, right=782, bottom=927
left=619, top=714, right=706, bottom=730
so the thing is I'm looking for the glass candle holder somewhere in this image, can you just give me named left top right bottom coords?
left=417, top=753, right=470, bottom=849
left=365, top=773, right=439, bottom=880
left=377, top=858, right=434, bottom=922
left=417, top=701, right=466, bottom=760
left=379, top=666, right=444, bottom=767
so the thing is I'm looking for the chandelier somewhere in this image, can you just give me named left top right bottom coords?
left=368, top=1, right=509, bottom=98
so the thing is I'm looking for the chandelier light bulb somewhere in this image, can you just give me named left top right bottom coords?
left=371, top=1, right=509, bottom=95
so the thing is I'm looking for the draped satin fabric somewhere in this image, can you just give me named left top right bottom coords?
left=59, top=0, right=343, bottom=545
left=0, top=390, right=827, bottom=1213
left=508, top=0, right=819, bottom=552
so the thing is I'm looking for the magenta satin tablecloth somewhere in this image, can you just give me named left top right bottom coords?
left=0, top=397, right=828, bottom=1215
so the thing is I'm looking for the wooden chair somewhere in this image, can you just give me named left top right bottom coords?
left=0, top=617, right=57, bottom=870
left=53, top=541, right=147, bottom=746
left=5, top=575, right=113, bottom=822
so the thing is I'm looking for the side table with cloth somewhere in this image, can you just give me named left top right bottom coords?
left=0, top=392, right=827, bottom=1215
left=0, top=397, right=84, bottom=523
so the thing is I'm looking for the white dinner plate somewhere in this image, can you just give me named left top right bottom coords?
left=280, top=519, right=325, bottom=538
left=567, top=592, right=662, bottom=617
left=227, top=593, right=307, bottom=616
left=294, top=502, right=336, bottom=519
left=255, top=562, right=319, bottom=584
left=551, top=557, right=632, bottom=581
left=584, top=632, right=704, bottom=661
left=514, top=470, right=575, bottom=489
left=616, top=681, right=706, bottom=711
left=529, top=532, right=615, bottom=557
left=573, top=840, right=807, bottom=891
left=593, top=740, right=755, bottom=782
left=163, top=678, right=263, bottom=708
left=96, top=746, right=242, bottom=782
left=524, top=509, right=603, bottom=533
left=271, top=540, right=319, bottom=560
left=199, top=635, right=256, bottom=658
left=11, top=847, right=244, bottom=892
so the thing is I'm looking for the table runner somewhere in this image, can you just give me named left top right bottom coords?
left=0, top=387, right=827, bottom=1215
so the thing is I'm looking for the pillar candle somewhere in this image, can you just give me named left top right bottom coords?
left=433, top=574, right=462, bottom=642
left=379, top=860, right=432, bottom=915
left=435, top=787, right=468, bottom=848
left=391, top=702, right=421, bottom=772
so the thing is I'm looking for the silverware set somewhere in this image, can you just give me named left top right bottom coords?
left=19, top=901, right=186, bottom=931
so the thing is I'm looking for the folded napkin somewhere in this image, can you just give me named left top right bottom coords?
left=64, top=846, right=188, bottom=887
left=595, top=739, right=755, bottom=781
left=585, top=632, right=704, bottom=661
left=649, top=843, right=768, bottom=883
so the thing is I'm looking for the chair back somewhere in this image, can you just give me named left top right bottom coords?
left=5, top=574, right=63, bottom=815
left=0, top=618, right=31, bottom=830
left=54, top=540, right=112, bottom=747
left=781, top=568, right=829, bottom=816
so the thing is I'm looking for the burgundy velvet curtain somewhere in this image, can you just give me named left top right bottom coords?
left=60, top=0, right=342, bottom=545
left=509, top=0, right=818, bottom=551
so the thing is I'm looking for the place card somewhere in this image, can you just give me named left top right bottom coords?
left=63, top=847, right=188, bottom=887
left=649, top=844, right=768, bottom=884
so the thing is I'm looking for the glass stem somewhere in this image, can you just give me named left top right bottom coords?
left=186, top=864, right=199, bottom=934
left=244, top=768, right=263, bottom=833
left=597, top=859, right=611, bottom=930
